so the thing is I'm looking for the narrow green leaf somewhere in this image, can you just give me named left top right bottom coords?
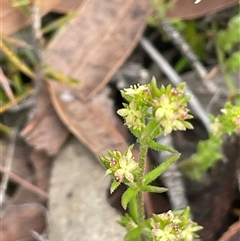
left=43, top=64, right=81, bottom=84
left=148, top=77, right=160, bottom=97
left=2, top=35, right=31, bottom=49
left=141, top=119, right=162, bottom=140
left=12, top=70, right=24, bottom=94
left=42, top=11, right=78, bottom=34
left=128, top=197, right=138, bottom=223
left=11, top=0, right=30, bottom=7
left=110, top=180, right=121, bottom=194
left=121, top=187, right=138, bottom=210
left=0, top=88, right=32, bottom=114
left=0, top=41, right=34, bottom=78
left=181, top=206, right=191, bottom=220
left=129, top=127, right=141, bottom=139
left=23, top=48, right=38, bottom=65
left=141, top=185, right=168, bottom=193
left=120, top=90, right=134, bottom=102
left=99, top=155, right=109, bottom=170
left=124, top=227, right=141, bottom=241
left=0, top=123, right=12, bottom=136
left=143, top=153, right=180, bottom=185
left=147, top=140, right=177, bottom=153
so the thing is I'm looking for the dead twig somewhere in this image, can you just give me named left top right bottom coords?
left=156, top=135, right=189, bottom=211
left=0, top=165, right=48, bottom=201
left=31, top=0, right=44, bottom=101
left=0, top=128, right=17, bottom=206
left=7, top=97, right=35, bottom=113
left=159, top=18, right=218, bottom=94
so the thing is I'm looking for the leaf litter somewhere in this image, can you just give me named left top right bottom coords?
left=1, top=0, right=239, bottom=240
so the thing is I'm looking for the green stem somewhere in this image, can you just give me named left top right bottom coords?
left=136, top=141, right=148, bottom=240
left=224, top=73, right=235, bottom=93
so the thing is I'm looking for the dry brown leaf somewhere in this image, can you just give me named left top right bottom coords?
left=21, top=84, right=69, bottom=156
left=1, top=0, right=62, bottom=35
left=54, top=0, right=238, bottom=20
left=54, top=0, right=86, bottom=13
left=30, top=150, right=52, bottom=193
left=44, top=0, right=152, bottom=101
left=0, top=140, right=32, bottom=178
left=47, top=81, right=128, bottom=156
left=167, top=0, right=238, bottom=20
left=1, top=141, right=48, bottom=205
left=43, top=0, right=151, bottom=157
left=0, top=203, right=47, bottom=241
left=8, top=184, right=47, bottom=205
left=218, top=222, right=240, bottom=241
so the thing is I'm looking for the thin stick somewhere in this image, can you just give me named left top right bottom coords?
left=157, top=135, right=189, bottom=211
left=140, top=37, right=211, bottom=132
left=159, top=19, right=218, bottom=94
left=7, top=97, right=35, bottom=112
left=0, top=128, right=17, bottom=206
left=0, top=165, right=48, bottom=200
left=31, top=0, right=44, bottom=98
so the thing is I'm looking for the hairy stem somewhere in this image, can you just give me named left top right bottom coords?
left=136, top=141, right=148, bottom=240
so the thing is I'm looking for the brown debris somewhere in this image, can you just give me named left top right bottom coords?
left=0, top=166, right=48, bottom=203
left=189, top=136, right=240, bottom=241
left=0, top=203, right=47, bottom=241
left=43, top=0, right=152, bottom=158
left=218, top=222, right=240, bottom=241
left=54, top=0, right=86, bottom=13
left=0, top=0, right=61, bottom=35
left=48, top=81, right=128, bottom=156
left=1, top=0, right=239, bottom=240
left=30, top=150, right=53, bottom=194
left=21, top=84, right=69, bottom=156
left=44, top=0, right=152, bottom=101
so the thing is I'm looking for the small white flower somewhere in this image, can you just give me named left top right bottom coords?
left=123, top=84, right=148, bottom=96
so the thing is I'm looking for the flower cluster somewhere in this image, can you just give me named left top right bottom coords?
left=151, top=82, right=193, bottom=135
left=220, top=102, right=240, bottom=134
left=150, top=208, right=202, bottom=241
left=117, top=78, right=193, bottom=136
left=100, top=79, right=203, bottom=240
left=117, top=84, right=150, bottom=131
left=99, top=145, right=138, bottom=183
left=117, top=100, right=145, bottom=130
left=210, top=101, right=240, bottom=135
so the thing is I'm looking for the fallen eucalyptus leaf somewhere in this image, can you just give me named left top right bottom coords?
left=167, top=0, right=238, bottom=20
left=44, top=0, right=152, bottom=100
